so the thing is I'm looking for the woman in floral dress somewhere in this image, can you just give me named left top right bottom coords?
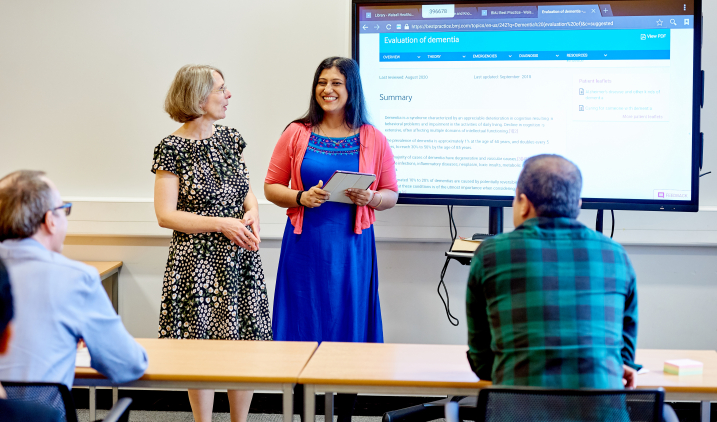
left=152, top=64, right=271, bottom=422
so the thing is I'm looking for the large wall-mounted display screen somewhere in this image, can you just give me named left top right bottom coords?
left=354, top=0, right=702, bottom=211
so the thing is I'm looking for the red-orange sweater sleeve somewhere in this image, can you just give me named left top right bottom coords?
left=265, top=126, right=295, bottom=187
left=377, top=136, right=398, bottom=192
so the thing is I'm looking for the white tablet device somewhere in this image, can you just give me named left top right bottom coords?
left=323, top=170, right=377, bottom=204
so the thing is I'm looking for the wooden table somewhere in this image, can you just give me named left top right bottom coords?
left=297, top=342, right=488, bottom=422
left=636, top=349, right=717, bottom=422
left=299, top=344, right=717, bottom=422
left=83, top=261, right=122, bottom=312
left=75, top=338, right=318, bottom=421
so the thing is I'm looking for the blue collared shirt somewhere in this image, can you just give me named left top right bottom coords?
left=0, top=238, right=148, bottom=388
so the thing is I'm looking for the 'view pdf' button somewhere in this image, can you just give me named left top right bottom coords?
left=653, top=190, right=690, bottom=200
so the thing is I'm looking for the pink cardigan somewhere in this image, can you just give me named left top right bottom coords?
left=265, top=123, right=398, bottom=235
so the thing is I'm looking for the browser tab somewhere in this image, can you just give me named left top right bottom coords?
left=538, top=5, right=600, bottom=16
left=361, top=7, right=420, bottom=21
left=454, top=6, right=479, bottom=18
left=422, top=4, right=455, bottom=19
left=476, top=6, right=538, bottom=19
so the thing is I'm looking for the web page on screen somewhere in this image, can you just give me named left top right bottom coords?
left=357, top=2, right=695, bottom=201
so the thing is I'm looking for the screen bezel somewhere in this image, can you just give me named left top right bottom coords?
left=352, top=0, right=703, bottom=212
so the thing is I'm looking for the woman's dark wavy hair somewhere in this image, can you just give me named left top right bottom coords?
left=291, top=57, right=370, bottom=129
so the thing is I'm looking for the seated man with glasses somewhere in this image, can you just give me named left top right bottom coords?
left=0, top=170, right=147, bottom=388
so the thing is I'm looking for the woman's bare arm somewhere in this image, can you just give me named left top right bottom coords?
left=345, top=188, right=398, bottom=211
left=264, top=182, right=329, bottom=209
left=242, top=183, right=261, bottom=240
left=154, top=170, right=259, bottom=250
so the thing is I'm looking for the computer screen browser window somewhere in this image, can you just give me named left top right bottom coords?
left=355, top=1, right=701, bottom=211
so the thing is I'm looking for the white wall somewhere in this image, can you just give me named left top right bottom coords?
left=0, top=0, right=351, bottom=198
left=1, top=0, right=716, bottom=350
left=60, top=232, right=717, bottom=350
left=62, top=206, right=717, bottom=350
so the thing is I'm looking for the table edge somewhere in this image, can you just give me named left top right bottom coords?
left=297, top=378, right=486, bottom=389
left=74, top=372, right=303, bottom=384
left=83, top=261, right=123, bottom=277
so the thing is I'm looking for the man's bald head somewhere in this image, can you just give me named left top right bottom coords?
left=516, top=155, right=582, bottom=218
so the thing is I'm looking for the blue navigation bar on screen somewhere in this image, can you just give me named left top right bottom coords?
left=379, top=50, right=670, bottom=62
left=378, top=29, right=670, bottom=62
left=380, top=30, right=670, bottom=53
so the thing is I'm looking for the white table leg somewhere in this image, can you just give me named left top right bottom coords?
left=283, top=383, right=294, bottom=422
left=325, top=392, right=334, bottom=422
left=701, top=400, right=710, bottom=422
left=89, top=386, right=96, bottom=421
left=112, top=387, right=118, bottom=405
left=304, top=385, right=315, bottom=422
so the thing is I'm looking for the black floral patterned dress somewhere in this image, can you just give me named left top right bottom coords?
left=151, top=124, right=272, bottom=340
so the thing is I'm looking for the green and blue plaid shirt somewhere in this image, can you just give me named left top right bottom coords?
left=466, top=217, right=638, bottom=388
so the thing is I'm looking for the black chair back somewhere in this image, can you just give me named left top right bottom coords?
left=475, top=386, right=665, bottom=422
left=2, top=381, right=78, bottom=422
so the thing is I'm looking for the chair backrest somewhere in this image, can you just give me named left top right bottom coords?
left=1, top=381, right=78, bottom=422
left=102, top=397, right=132, bottom=422
left=474, top=386, right=665, bottom=422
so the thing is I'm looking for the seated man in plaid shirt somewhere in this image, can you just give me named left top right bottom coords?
left=466, top=154, right=639, bottom=389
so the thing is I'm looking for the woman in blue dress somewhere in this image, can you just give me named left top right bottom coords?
left=264, top=57, right=398, bottom=420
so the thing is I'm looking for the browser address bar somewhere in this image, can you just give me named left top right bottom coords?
left=409, top=20, right=615, bottom=30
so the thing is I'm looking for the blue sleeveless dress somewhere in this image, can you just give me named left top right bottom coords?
left=272, top=132, right=383, bottom=343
